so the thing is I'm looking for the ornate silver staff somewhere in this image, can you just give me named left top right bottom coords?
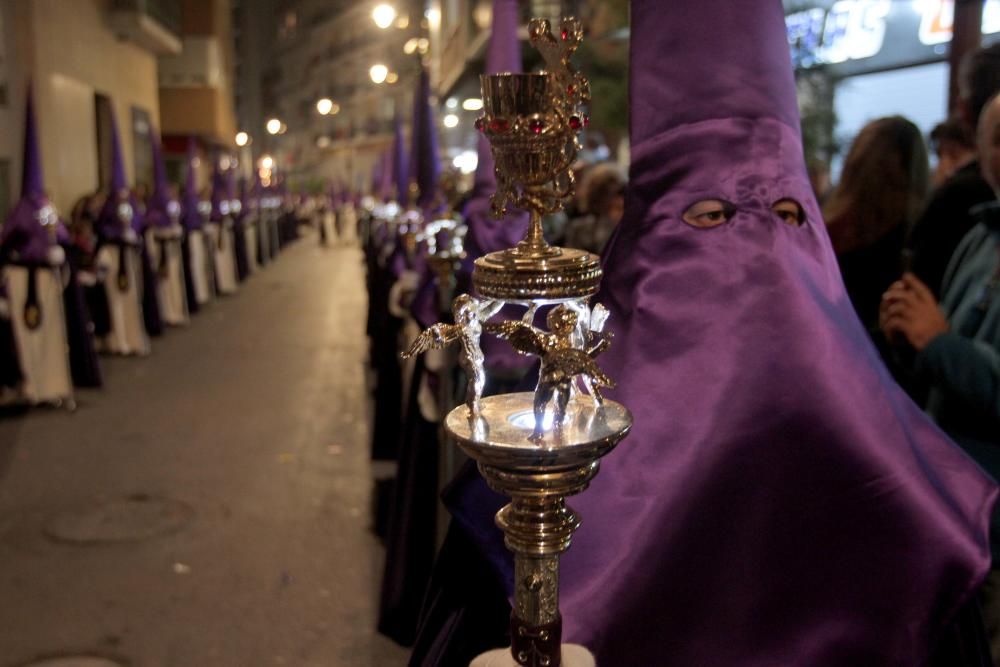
left=403, top=18, right=631, bottom=667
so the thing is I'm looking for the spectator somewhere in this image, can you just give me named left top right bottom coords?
left=881, top=91, right=1000, bottom=659
left=824, top=116, right=929, bottom=340
left=907, top=43, right=1000, bottom=296
left=930, top=117, right=977, bottom=188
left=563, top=162, right=626, bottom=255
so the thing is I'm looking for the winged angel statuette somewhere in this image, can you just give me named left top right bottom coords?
left=402, top=294, right=503, bottom=417
left=486, top=305, right=613, bottom=441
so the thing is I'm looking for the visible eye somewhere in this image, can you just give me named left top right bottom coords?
left=771, top=198, right=805, bottom=226
left=682, top=199, right=735, bottom=228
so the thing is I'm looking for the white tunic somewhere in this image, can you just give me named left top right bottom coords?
left=96, top=239, right=149, bottom=356
left=187, top=229, right=214, bottom=306
left=243, top=218, right=259, bottom=274
left=205, top=220, right=238, bottom=295
left=338, top=205, right=358, bottom=244
left=3, top=258, right=74, bottom=404
left=145, top=225, right=189, bottom=326
left=320, top=210, right=337, bottom=245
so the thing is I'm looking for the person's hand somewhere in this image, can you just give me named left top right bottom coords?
left=879, top=273, right=950, bottom=351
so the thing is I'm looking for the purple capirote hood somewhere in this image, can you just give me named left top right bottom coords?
left=410, top=67, right=441, bottom=209
left=96, top=108, right=144, bottom=241
left=1, top=86, right=67, bottom=264
left=463, top=0, right=528, bottom=264
left=450, top=0, right=998, bottom=665
left=145, top=124, right=178, bottom=229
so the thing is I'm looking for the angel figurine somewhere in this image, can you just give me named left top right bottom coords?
left=486, top=304, right=614, bottom=442
left=402, top=294, right=502, bottom=417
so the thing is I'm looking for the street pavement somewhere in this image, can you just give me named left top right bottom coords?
left=0, top=236, right=410, bottom=667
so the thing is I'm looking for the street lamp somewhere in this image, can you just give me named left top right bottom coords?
left=462, top=98, right=484, bottom=111
left=372, top=3, right=396, bottom=29
left=443, top=114, right=459, bottom=128
left=266, top=118, right=282, bottom=135
left=235, top=131, right=250, bottom=147
left=370, top=64, right=389, bottom=84
left=260, top=155, right=274, bottom=170
left=317, top=98, right=334, bottom=115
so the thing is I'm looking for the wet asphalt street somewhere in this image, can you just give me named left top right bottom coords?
left=0, top=236, right=409, bottom=667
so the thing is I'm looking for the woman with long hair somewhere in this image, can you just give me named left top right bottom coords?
left=824, top=116, right=930, bottom=335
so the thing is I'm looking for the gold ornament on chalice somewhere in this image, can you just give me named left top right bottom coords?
left=403, top=17, right=632, bottom=667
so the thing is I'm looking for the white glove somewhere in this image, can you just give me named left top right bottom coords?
left=46, top=245, right=66, bottom=266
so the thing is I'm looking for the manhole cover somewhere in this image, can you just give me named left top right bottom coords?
left=44, top=494, right=193, bottom=544
left=20, top=658, right=124, bottom=667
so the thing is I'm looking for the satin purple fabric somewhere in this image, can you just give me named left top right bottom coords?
left=450, top=0, right=998, bottom=664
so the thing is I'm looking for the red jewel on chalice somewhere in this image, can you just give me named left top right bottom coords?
left=567, top=84, right=575, bottom=95
left=561, top=29, right=569, bottom=40
left=488, top=118, right=510, bottom=134
left=529, top=119, right=546, bottom=135
left=569, top=115, right=583, bottom=131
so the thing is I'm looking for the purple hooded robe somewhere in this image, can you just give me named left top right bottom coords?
left=430, top=1, right=998, bottom=665
left=1, top=87, right=101, bottom=388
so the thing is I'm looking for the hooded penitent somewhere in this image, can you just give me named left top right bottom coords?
left=2, top=87, right=102, bottom=388
left=393, top=112, right=409, bottom=206
left=210, top=154, right=229, bottom=223
left=443, top=1, right=997, bottom=665
left=462, top=0, right=528, bottom=265
left=96, top=109, right=143, bottom=242
left=181, top=139, right=203, bottom=233
left=0, top=87, right=65, bottom=265
left=461, top=0, right=530, bottom=377
left=410, top=67, right=440, bottom=211
left=145, top=124, right=177, bottom=230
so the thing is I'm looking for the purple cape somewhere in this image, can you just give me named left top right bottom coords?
left=449, top=0, right=997, bottom=664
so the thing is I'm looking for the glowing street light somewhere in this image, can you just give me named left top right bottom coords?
left=385, top=72, right=399, bottom=84
left=235, top=131, right=249, bottom=147
left=370, top=64, right=389, bottom=84
left=260, top=155, right=274, bottom=170
left=316, top=98, right=334, bottom=115
left=266, top=118, right=282, bottom=135
left=372, top=3, right=397, bottom=29
left=462, top=98, right=484, bottom=111
left=443, top=113, right=459, bottom=128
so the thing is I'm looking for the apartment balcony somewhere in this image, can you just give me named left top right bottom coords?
left=108, top=0, right=182, bottom=55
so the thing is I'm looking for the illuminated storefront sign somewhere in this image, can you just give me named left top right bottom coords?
left=916, top=0, right=1000, bottom=45
left=788, top=0, right=1000, bottom=71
